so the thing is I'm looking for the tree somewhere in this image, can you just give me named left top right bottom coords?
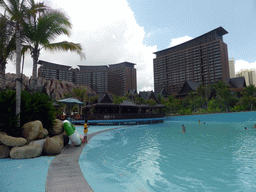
left=240, top=85, right=256, bottom=110
left=0, top=0, right=45, bottom=126
left=0, top=14, right=15, bottom=90
left=22, top=2, right=85, bottom=89
left=113, top=95, right=125, bottom=115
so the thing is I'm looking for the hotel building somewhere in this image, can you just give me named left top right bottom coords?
left=38, top=60, right=137, bottom=96
left=108, top=62, right=137, bottom=96
left=153, top=27, right=230, bottom=95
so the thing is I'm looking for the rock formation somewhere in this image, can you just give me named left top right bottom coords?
left=1, top=135, right=27, bottom=147
left=0, top=145, right=11, bottom=158
left=5, top=73, right=96, bottom=100
left=22, top=120, right=44, bottom=141
left=10, top=142, right=43, bottom=159
left=43, top=134, right=65, bottom=155
left=51, top=119, right=64, bottom=136
left=0, top=119, right=84, bottom=159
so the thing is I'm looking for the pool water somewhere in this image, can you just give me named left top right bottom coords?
left=79, top=121, right=256, bottom=192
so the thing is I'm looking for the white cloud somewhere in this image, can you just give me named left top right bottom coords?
left=235, top=60, right=256, bottom=73
left=169, top=36, right=193, bottom=47
left=5, top=0, right=157, bottom=92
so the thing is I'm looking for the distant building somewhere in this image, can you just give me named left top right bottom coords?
left=236, top=69, right=256, bottom=86
left=229, top=58, right=235, bottom=78
left=38, top=60, right=137, bottom=96
left=108, top=62, right=137, bottom=96
left=77, top=65, right=108, bottom=93
left=38, top=60, right=73, bottom=82
left=153, top=26, right=230, bottom=96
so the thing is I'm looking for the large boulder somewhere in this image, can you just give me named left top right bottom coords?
left=51, top=119, right=64, bottom=136
left=0, top=132, right=7, bottom=145
left=38, top=128, right=49, bottom=139
left=43, top=135, right=64, bottom=155
left=10, top=142, right=43, bottom=159
left=22, top=120, right=44, bottom=141
left=0, top=145, right=11, bottom=158
left=1, top=135, right=27, bottom=147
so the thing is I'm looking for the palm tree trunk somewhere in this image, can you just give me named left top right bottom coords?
left=16, top=29, right=22, bottom=127
left=0, top=63, right=6, bottom=90
left=32, top=49, right=39, bottom=90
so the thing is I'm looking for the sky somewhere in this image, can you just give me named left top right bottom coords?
left=3, top=0, right=256, bottom=92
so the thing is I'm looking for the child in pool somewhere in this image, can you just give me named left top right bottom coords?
left=182, top=125, right=186, bottom=133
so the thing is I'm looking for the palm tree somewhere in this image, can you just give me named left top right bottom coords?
left=242, top=84, right=256, bottom=110
left=0, top=0, right=45, bottom=126
left=0, top=14, right=16, bottom=90
left=22, top=3, right=85, bottom=89
left=113, top=95, right=125, bottom=115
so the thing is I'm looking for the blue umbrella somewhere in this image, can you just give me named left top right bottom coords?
left=57, top=97, right=83, bottom=115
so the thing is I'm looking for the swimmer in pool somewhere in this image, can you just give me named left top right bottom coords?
left=182, top=124, right=186, bottom=133
left=244, top=127, right=248, bottom=130
left=198, top=120, right=200, bottom=124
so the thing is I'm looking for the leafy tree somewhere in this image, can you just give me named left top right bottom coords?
left=22, top=1, right=85, bottom=89
left=0, top=0, right=46, bottom=126
left=113, top=95, right=125, bottom=114
left=239, top=85, right=256, bottom=110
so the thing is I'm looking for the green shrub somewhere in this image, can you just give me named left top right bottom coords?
left=179, top=108, right=192, bottom=115
left=0, top=89, right=56, bottom=136
left=20, top=90, right=56, bottom=132
left=0, top=89, right=19, bottom=136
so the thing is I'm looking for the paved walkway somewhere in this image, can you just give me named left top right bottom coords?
left=45, top=127, right=124, bottom=192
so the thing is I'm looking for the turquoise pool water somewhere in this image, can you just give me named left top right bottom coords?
left=0, top=156, right=54, bottom=192
left=0, top=125, right=121, bottom=192
left=79, top=119, right=256, bottom=191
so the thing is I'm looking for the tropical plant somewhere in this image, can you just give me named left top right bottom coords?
left=113, top=95, right=125, bottom=115
left=20, top=90, right=56, bottom=132
left=0, top=15, right=16, bottom=90
left=22, top=1, right=85, bottom=89
left=0, top=0, right=46, bottom=127
left=0, top=89, right=19, bottom=136
left=0, top=89, right=56, bottom=136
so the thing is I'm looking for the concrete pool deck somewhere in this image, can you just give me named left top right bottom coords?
left=45, top=126, right=126, bottom=192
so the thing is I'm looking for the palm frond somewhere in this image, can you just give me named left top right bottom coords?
left=44, top=41, right=85, bottom=59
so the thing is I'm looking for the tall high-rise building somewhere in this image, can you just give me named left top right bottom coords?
left=236, top=69, right=256, bottom=86
left=108, top=62, right=137, bottom=96
left=229, top=58, right=235, bottom=78
left=153, top=27, right=230, bottom=95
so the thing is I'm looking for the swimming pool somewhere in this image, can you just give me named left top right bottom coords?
left=79, top=116, right=256, bottom=191
left=0, top=125, right=122, bottom=192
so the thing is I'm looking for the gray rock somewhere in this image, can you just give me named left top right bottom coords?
left=0, top=132, right=7, bottom=145
left=1, top=135, right=27, bottom=147
left=38, top=128, right=49, bottom=139
left=22, top=120, right=44, bottom=141
left=5, top=73, right=96, bottom=100
left=51, top=119, right=64, bottom=136
left=10, top=143, right=43, bottom=159
left=43, top=135, right=64, bottom=155
left=0, top=145, right=11, bottom=158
